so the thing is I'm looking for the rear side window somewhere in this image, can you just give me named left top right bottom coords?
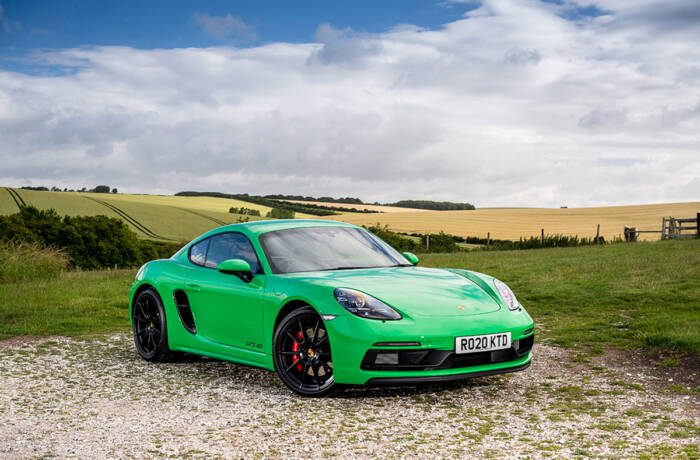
left=196, top=232, right=261, bottom=273
left=189, top=239, right=209, bottom=266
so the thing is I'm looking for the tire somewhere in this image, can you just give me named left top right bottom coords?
left=273, top=306, right=342, bottom=397
left=132, top=288, right=176, bottom=362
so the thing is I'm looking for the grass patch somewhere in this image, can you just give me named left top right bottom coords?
left=0, top=242, right=69, bottom=283
left=0, top=268, right=133, bottom=339
left=421, top=239, right=700, bottom=354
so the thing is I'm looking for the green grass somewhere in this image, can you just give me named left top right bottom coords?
left=0, top=269, right=133, bottom=339
left=0, top=243, right=69, bottom=283
left=421, top=239, right=700, bottom=354
left=1, top=240, right=698, bottom=357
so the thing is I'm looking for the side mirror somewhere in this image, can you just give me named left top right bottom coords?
left=217, top=259, right=253, bottom=282
left=402, top=252, right=419, bottom=266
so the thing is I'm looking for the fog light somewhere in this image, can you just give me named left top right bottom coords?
left=375, top=351, right=399, bottom=365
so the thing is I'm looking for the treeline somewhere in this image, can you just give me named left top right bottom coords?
left=176, top=191, right=338, bottom=216
left=260, top=194, right=476, bottom=211
left=0, top=207, right=181, bottom=269
left=264, top=194, right=363, bottom=204
left=282, top=201, right=380, bottom=214
left=20, top=185, right=118, bottom=193
left=176, top=191, right=475, bottom=212
left=386, top=200, right=475, bottom=211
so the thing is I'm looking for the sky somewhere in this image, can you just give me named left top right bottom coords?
left=0, top=0, right=699, bottom=207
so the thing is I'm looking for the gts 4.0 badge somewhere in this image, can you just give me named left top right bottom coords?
left=245, top=341, right=263, bottom=350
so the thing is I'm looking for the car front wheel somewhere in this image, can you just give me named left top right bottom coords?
left=273, top=306, right=340, bottom=397
left=132, top=288, right=176, bottom=362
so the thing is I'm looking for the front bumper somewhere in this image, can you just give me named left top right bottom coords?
left=367, top=361, right=531, bottom=385
left=325, top=307, right=535, bottom=385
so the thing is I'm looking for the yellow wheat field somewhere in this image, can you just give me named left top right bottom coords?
left=322, top=202, right=700, bottom=241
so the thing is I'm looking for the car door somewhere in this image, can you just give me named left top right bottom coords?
left=185, top=232, right=265, bottom=351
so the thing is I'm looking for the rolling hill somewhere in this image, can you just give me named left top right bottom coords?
left=1, top=188, right=272, bottom=242
left=2, top=187, right=696, bottom=243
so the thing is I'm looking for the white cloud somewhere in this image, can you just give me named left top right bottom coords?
left=193, top=13, right=256, bottom=41
left=0, top=0, right=699, bottom=207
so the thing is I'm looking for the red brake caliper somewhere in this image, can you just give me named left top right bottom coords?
left=291, top=331, right=304, bottom=372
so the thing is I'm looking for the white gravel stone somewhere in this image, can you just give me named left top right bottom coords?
left=0, top=335, right=697, bottom=458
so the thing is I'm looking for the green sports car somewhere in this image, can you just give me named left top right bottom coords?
left=129, top=219, right=534, bottom=396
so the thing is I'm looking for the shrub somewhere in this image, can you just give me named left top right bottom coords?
left=0, top=206, right=182, bottom=269
left=0, top=242, right=69, bottom=283
left=365, top=224, right=421, bottom=253
left=422, top=231, right=459, bottom=252
left=92, top=185, right=111, bottom=193
left=266, top=208, right=295, bottom=219
left=229, top=207, right=261, bottom=216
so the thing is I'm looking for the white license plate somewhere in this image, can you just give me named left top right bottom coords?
left=455, top=332, right=511, bottom=354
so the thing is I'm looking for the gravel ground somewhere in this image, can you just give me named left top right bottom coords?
left=0, top=335, right=698, bottom=459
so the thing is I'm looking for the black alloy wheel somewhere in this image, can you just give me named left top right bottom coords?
left=273, top=306, right=340, bottom=397
left=132, top=288, right=175, bottom=362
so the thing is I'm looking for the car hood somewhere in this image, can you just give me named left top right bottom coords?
left=287, top=266, right=502, bottom=317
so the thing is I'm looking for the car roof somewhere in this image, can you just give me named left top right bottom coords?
left=210, top=219, right=357, bottom=237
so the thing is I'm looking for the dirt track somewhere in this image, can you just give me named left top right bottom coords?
left=1, top=335, right=697, bottom=458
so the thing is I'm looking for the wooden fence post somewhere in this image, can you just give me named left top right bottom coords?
left=697, top=213, right=700, bottom=238
left=595, top=224, right=600, bottom=243
left=487, top=232, right=490, bottom=247
left=540, top=228, right=544, bottom=245
left=661, top=217, right=666, bottom=240
left=426, top=234, right=430, bottom=251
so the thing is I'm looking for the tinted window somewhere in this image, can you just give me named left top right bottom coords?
left=204, top=233, right=261, bottom=273
left=189, top=239, right=209, bottom=266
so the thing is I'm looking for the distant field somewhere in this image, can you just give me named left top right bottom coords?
left=284, top=200, right=428, bottom=213
left=324, top=202, right=700, bottom=241
left=3, top=188, right=697, bottom=243
left=0, top=188, right=271, bottom=242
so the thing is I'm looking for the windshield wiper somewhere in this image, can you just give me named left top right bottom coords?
left=319, top=266, right=375, bottom=271
left=319, top=264, right=412, bottom=271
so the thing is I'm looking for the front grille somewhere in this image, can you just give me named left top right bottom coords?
left=361, top=333, right=534, bottom=371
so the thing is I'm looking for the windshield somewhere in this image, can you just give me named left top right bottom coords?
left=259, top=226, right=410, bottom=274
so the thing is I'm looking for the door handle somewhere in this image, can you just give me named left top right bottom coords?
left=186, top=283, right=201, bottom=291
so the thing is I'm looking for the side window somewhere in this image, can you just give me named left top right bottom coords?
left=204, top=233, right=261, bottom=273
left=189, top=239, right=209, bottom=266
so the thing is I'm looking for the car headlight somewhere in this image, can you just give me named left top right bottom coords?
left=493, top=279, right=520, bottom=311
left=333, top=288, right=402, bottom=320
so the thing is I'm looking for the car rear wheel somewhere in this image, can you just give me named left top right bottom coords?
left=273, top=306, right=341, bottom=397
left=132, top=288, right=176, bottom=362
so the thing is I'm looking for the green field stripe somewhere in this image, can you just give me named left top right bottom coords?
left=5, top=188, right=25, bottom=210
left=175, top=207, right=228, bottom=226
left=88, top=197, right=163, bottom=239
left=84, top=196, right=151, bottom=236
left=12, top=189, right=27, bottom=207
left=84, top=196, right=175, bottom=241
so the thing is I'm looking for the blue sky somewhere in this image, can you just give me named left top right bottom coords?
left=0, top=0, right=698, bottom=206
left=1, top=1, right=474, bottom=50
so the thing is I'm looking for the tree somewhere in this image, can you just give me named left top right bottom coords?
left=111, top=188, right=118, bottom=194
left=266, top=208, right=295, bottom=219
left=93, top=185, right=110, bottom=193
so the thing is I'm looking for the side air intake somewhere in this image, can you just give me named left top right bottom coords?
left=173, top=290, right=197, bottom=334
